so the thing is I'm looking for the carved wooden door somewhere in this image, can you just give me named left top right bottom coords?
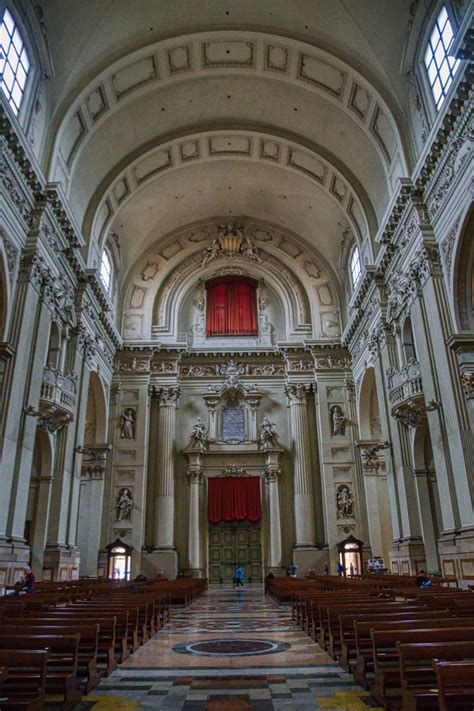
left=209, top=522, right=262, bottom=583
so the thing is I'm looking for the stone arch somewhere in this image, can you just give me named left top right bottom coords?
left=48, top=30, right=409, bottom=185
left=87, top=128, right=374, bottom=256
left=46, top=322, right=62, bottom=369
left=453, top=206, right=474, bottom=332
left=120, top=220, right=341, bottom=344
left=85, top=371, right=108, bottom=444
left=358, top=367, right=382, bottom=440
left=28, top=429, right=54, bottom=575
left=412, top=420, right=442, bottom=573
left=401, top=315, right=417, bottom=363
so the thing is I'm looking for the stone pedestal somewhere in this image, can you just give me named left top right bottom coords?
left=143, top=549, right=179, bottom=580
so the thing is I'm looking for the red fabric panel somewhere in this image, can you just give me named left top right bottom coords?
left=205, top=277, right=258, bottom=336
left=208, top=477, right=261, bottom=523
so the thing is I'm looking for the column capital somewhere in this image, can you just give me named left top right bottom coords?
left=284, top=382, right=313, bottom=405
left=187, top=469, right=203, bottom=484
left=149, top=384, right=180, bottom=405
left=264, top=465, right=281, bottom=484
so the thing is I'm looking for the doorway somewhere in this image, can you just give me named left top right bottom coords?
left=209, top=521, right=262, bottom=584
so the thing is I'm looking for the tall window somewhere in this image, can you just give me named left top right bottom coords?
left=100, top=250, right=112, bottom=292
left=424, top=6, right=460, bottom=111
left=350, top=246, right=362, bottom=288
left=0, top=8, right=30, bottom=116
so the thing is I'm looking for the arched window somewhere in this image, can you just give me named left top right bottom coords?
left=100, top=250, right=112, bottom=293
left=0, top=8, right=30, bottom=116
left=424, top=6, right=460, bottom=111
left=350, top=246, right=362, bottom=288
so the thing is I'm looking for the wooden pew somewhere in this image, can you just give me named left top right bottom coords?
left=0, top=624, right=101, bottom=692
left=398, top=641, right=474, bottom=711
left=434, top=660, right=474, bottom=711
left=0, top=649, right=49, bottom=710
left=5, top=616, right=119, bottom=674
left=0, top=635, right=81, bottom=710
left=352, top=611, right=453, bottom=689
left=326, top=603, right=423, bottom=659
left=338, top=610, right=453, bottom=672
left=371, top=627, right=474, bottom=708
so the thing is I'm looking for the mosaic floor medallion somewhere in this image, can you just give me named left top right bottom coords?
left=173, top=637, right=291, bottom=656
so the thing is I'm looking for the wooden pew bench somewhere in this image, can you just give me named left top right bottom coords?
left=352, top=611, right=452, bottom=689
left=434, top=660, right=474, bottom=711
left=5, top=615, right=119, bottom=675
left=0, top=649, right=49, bottom=710
left=0, top=623, right=101, bottom=692
left=0, top=634, right=81, bottom=710
left=398, top=640, right=474, bottom=711
left=371, top=627, right=474, bottom=708
left=326, top=603, right=423, bottom=659
left=338, top=610, right=451, bottom=672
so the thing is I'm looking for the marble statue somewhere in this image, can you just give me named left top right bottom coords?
left=336, top=484, right=353, bottom=519
left=189, top=416, right=208, bottom=448
left=120, top=408, right=136, bottom=439
left=259, top=416, right=280, bottom=448
left=330, top=405, right=346, bottom=436
left=115, top=487, right=134, bottom=521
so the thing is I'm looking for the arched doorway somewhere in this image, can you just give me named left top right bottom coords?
left=412, top=422, right=442, bottom=574
left=77, top=372, right=109, bottom=577
left=27, top=431, right=55, bottom=578
left=358, top=367, right=393, bottom=567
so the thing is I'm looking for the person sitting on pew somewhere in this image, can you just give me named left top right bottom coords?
left=7, top=565, right=35, bottom=595
left=415, top=569, right=431, bottom=587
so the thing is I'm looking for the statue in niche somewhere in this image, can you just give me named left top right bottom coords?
left=330, top=405, right=346, bottom=437
left=189, top=417, right=208, bottom=448
left=259, top=416, right=280, bottom=449
left=120, top=408, right=136, bottom=439
left=336, top=484, right=353, bottom=519
left=115, top=487, right=134, bottom=521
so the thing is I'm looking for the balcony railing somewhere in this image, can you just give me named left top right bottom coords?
left=387, top=359, right=424, bottom=410
left=40, top=366, right=77, bottom=421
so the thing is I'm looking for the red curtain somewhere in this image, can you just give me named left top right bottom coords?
left=208, top=477, right=261, bottom=523
left=206, top=276, right=258, bottom=336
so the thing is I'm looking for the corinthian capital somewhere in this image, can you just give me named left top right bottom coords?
left=150, top=384, right=180, bottom=405
left=284, top=382, right=313, bottom=405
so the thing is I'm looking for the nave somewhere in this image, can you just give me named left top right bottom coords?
left=88, top=585, right=367, bottom=710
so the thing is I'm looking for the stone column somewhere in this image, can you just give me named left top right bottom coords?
left=77, top=445, right=111, bottom=577
left=150, top=385, right=180, bottom=578
left=264, top=466, right=283, bottom=571
left=413, top=468, right=441, bottom=574
left=187, top=469, right=203, bottom=576
left=285, top=383, right=317, bottom=560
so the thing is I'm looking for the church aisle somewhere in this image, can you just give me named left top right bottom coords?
left=82, top=585, right=380, bottom=710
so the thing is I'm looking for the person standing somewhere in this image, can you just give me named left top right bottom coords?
left=337, top=561, right=345, bottom=577
left=235, top=565, right=245, bottom=587
left=323, top=561, right=330, bottom=575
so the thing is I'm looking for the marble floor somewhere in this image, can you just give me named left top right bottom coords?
left=78, top=585, right=381, bottom=710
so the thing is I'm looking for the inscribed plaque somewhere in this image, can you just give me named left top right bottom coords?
left=222, top=400, right=245, bottom=441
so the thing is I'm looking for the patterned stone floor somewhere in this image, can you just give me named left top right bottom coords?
left=77, top=585, right=381, bottom=710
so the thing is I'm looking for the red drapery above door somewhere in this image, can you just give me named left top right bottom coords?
left=208, top=477, right=261, bottom=523
left=205, top=276, right=258, bottom=336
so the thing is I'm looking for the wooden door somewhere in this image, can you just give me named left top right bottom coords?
left=209, top=522, right=262, bottom=583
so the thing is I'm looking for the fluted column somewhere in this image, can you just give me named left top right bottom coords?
left=153, top=385, right=180, bottom=549
left=264, top=467, right=282, bottom=570
left=187, top=470, right=203, bottom=575
left=285, top=383, right=316, bottom=547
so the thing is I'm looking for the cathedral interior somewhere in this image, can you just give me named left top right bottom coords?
left=0, top=0, right=473, bottom=592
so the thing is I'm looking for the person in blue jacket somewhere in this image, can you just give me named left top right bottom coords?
left=235, top=565, right=245, bottom=587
